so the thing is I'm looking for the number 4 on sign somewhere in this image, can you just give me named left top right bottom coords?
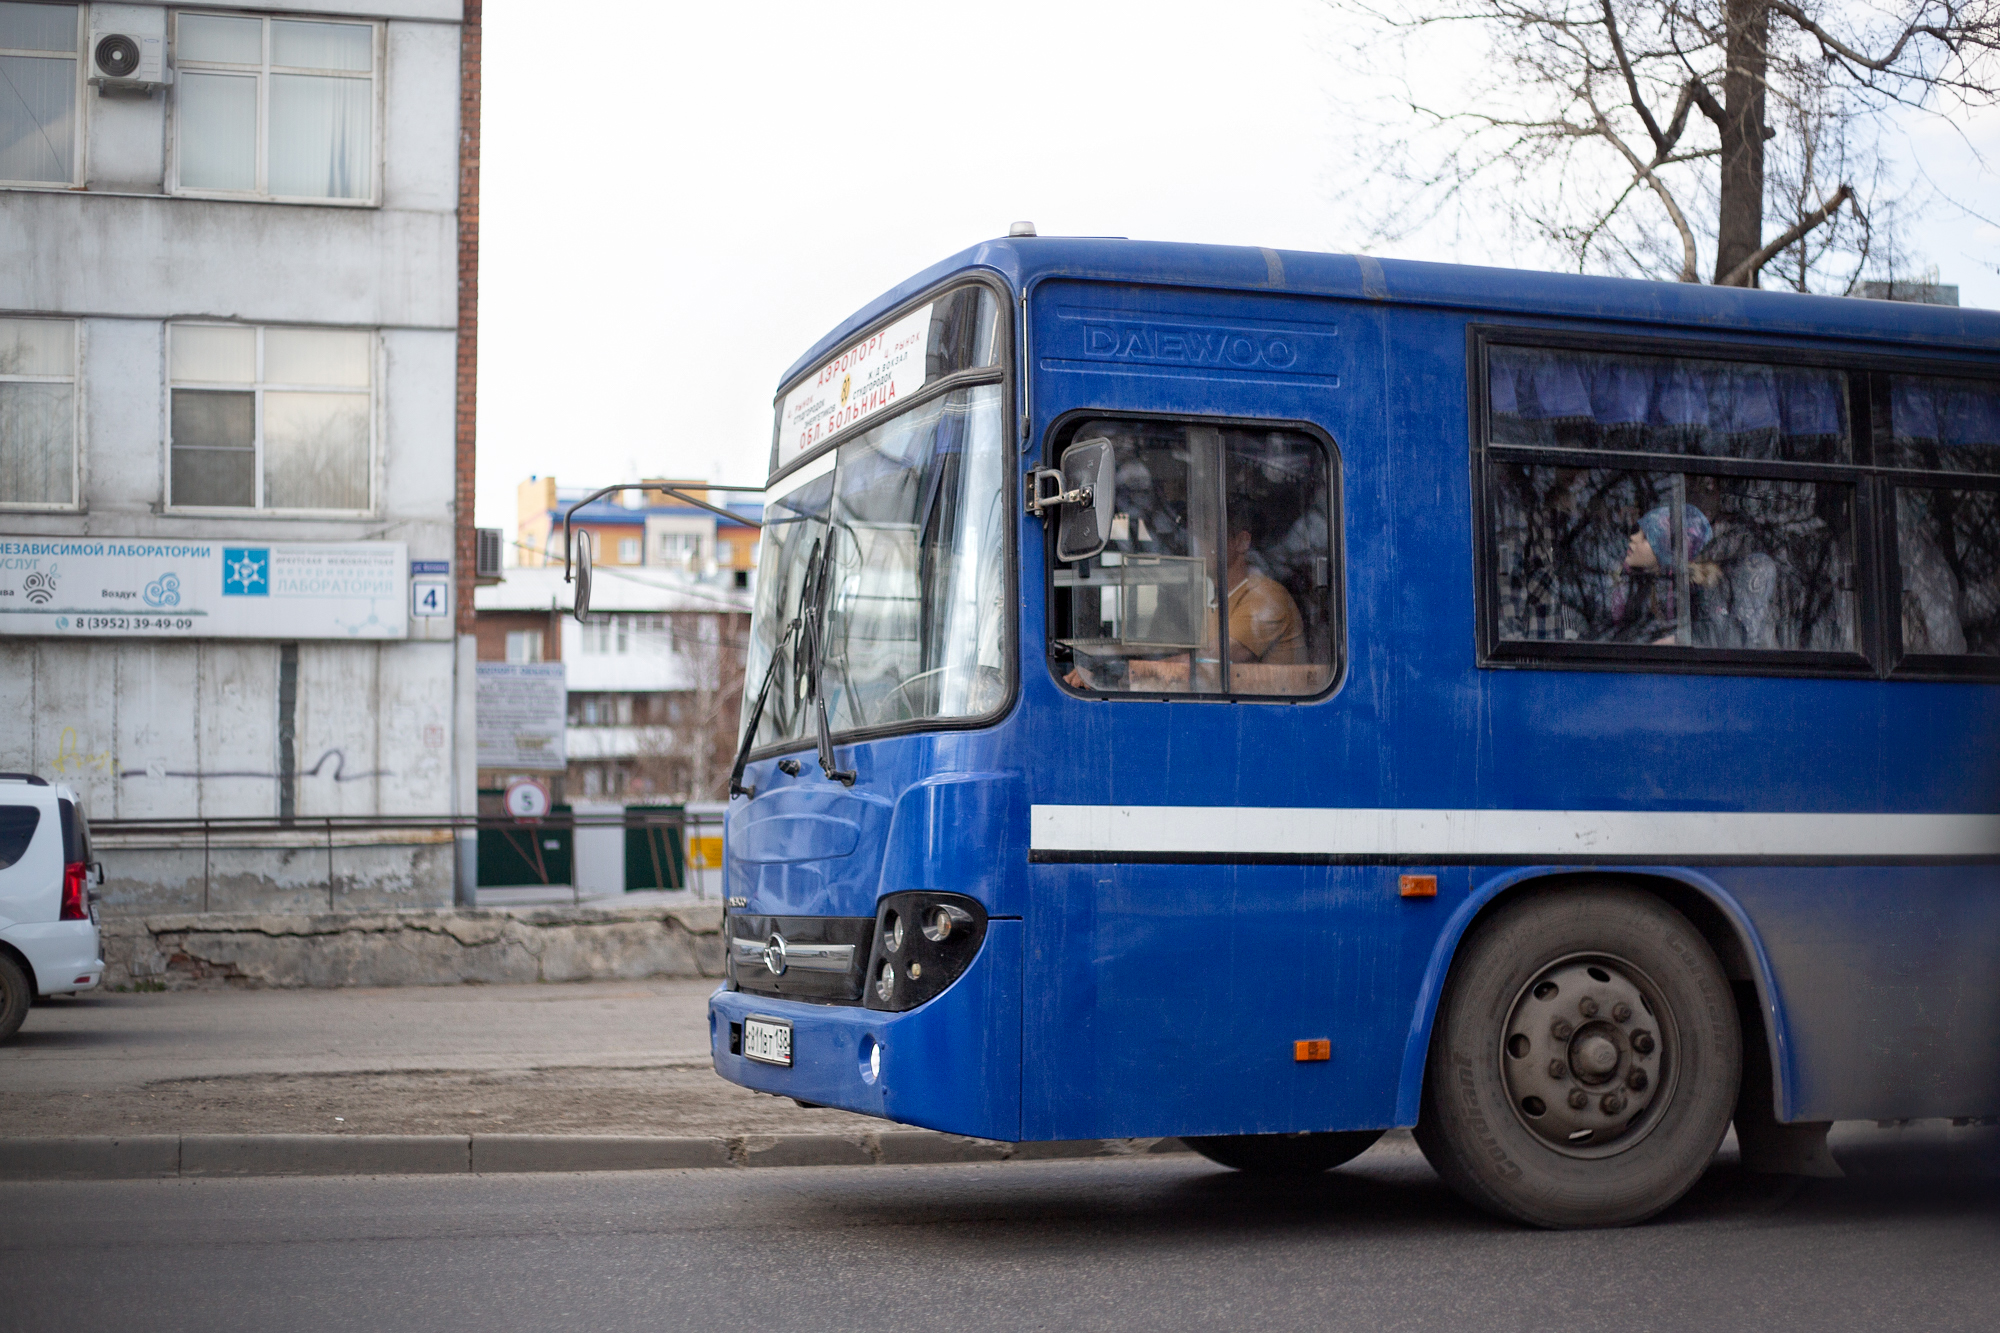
left=412, top=579, right=449, bottom=617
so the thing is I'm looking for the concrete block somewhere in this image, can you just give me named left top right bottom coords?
left=100, top=903, right=726, bottom=991
left=735, top=1133, right=877, bottom=1168
left=472, top=1135, right=731, bottom=1173
left=0, top=1136, right=180, bottom=1179
left=872, top=1132, right=1012, bottom=1165
left=181, top=1134, right=469, bottom=1176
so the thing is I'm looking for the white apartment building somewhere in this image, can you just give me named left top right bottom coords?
left=0, top=0, right=478, bottom=913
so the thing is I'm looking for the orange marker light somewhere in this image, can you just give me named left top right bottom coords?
left=1294, top=1039, right=1332, bottom=1062
left=1399, top=873, right=1438, bottom=898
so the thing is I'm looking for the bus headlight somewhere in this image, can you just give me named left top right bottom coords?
left=863, top=892, right=988, bottom=1012
left=923, top=903, right=973, bottom=943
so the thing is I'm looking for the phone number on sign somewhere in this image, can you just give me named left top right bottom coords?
left=68, top=616, right=197, bottom=631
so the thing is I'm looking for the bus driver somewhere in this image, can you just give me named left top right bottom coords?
left=1121, top=519, right=1307, bottom=688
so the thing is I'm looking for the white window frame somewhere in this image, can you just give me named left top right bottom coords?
left=0, top=313, right=83, bottom=510
left=164, top=321, right=379, bottom=517
left=167, top=9, right=383, bottom=206
left=0, top=2, right=87, bottom=189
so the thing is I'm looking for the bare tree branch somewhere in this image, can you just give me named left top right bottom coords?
left=1585, top=91, right=1703, bottom=280
left=1717, top=182, right=1855, bottom=285
left=1765, top=0, right=2000, bottom=76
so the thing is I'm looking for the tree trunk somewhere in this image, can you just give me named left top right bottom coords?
left=1714, top=0, right=1769, bottom=284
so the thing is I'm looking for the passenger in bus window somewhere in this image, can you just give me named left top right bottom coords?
left=1614, top=504, right=1712, bottom=645
left=1126, top=515, right=1306, bottom=687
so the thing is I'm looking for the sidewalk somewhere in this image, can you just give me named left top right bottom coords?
left=0, top=980, right=1199, bottom=1178
left=0, top=979, right=872, bottom=1139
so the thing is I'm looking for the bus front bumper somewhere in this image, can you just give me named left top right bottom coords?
left=707, top=919, right=1021, bottom=1143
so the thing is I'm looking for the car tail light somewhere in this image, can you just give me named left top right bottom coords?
left=61, top=861, right=88, bottom=920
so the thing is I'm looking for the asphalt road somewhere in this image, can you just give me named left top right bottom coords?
left=3, top=1130, right=1994, bottom=1333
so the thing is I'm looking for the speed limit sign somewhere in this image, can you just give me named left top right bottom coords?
left=503, top=777, right=551, bottom=820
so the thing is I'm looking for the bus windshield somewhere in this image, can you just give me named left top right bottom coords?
left=742, top=382, right=1009, bottom=752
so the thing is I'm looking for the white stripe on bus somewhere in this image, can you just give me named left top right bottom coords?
left=1028, top=805, right=2000, bottom=859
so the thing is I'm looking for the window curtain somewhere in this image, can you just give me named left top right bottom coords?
left=262, top=391, right=368, bottom=509
left=269, top=74, right=369, bottom=199
left=0, top=54, right=74, bottom=182
left=178, top=72, right=257, bottom=191
left=1890, top=377, right=2000, bottom=474
left=1490, top=347, right=1847, bottom=457
left=0, top=381, right=72, bottom=503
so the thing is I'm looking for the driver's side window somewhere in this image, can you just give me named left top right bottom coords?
left=1049, top=418, right=1341, bottom=698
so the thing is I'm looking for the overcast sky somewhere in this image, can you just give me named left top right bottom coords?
left=474, top=0, right=1999, bottom=532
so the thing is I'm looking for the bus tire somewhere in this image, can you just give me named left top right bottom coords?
left=1414, top=885, right=1739, bottom=1228
left=1184, top=1130, right=1383, bottom=1175
left=0, top=952, right=31, bottom=1044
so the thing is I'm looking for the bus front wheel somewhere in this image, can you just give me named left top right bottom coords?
left=1184, top=1130, right=1384, bottom=1176
left=1415, top=885, right=1740, bottom=1228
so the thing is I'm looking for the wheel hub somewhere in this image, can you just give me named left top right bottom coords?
left=1502, top=956, right=1669, bottom=1155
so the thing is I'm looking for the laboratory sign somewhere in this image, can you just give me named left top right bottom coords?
left=0, top=539, right=409, bottom=638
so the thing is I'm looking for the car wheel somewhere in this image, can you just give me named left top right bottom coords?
left=0, top=952, right=32, bottom=1044
left=1415, top=885, right=1739, bottom=1228
left=1185, top=1130, right=1384, bottom=1175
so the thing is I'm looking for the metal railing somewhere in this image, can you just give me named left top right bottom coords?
left=91, top=809, right=727, bottom=913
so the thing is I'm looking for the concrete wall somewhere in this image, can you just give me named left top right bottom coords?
left=101, top=902, right=727, bottom=990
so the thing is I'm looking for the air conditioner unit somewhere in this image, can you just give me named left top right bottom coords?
left=88, top=5, right=170, bottom=93
left=476, top=528, right=505, bottom=581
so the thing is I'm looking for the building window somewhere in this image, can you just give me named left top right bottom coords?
left=172, top=11, right=377, bottom=202
left=168, top=323, right=373, bottom=512
left=504, top=630, right=542, bottom=663
left=656, top=531, right=703, bottom=569
left=618, top=537, right=641, bottom=564
left=0, top=316, right=77, bottom=507
left=0, top=2, right=80, bottom=186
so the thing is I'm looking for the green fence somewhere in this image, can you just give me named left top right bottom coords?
left=623, top=804, right=687, bottom=890
left=476, top=803, right=574, bottom=887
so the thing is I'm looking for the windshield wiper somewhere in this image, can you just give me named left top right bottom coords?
left=798, top=536, right=856, bottom=786
left=726, top=536, right=853, bottom=797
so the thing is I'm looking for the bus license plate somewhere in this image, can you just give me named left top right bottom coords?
left=743, top=1017, right=792, bottom=1067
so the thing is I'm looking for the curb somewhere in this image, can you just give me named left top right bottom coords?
left=0, top=1133, right=1190, bottom=1181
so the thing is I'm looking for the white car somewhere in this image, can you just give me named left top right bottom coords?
left=0, top=775, right=104, bottom=1042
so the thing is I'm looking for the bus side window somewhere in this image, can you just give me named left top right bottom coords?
left=1484, top=344, right=1865, bottom=660
left=1884, top=374, right=2000, bottom=661
left=1051, top=419, right=1340, bottom=698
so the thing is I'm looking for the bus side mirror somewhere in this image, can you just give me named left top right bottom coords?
left=1030, top=437, right=1115, bottom=562
left=572, top=530, right=594, bottom=622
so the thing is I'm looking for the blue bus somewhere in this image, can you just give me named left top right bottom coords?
left=703, top=237, right=2000, bottom=1227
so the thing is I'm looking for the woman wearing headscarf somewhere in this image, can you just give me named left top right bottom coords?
left=1612, top=504, right=1714, bottom=645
